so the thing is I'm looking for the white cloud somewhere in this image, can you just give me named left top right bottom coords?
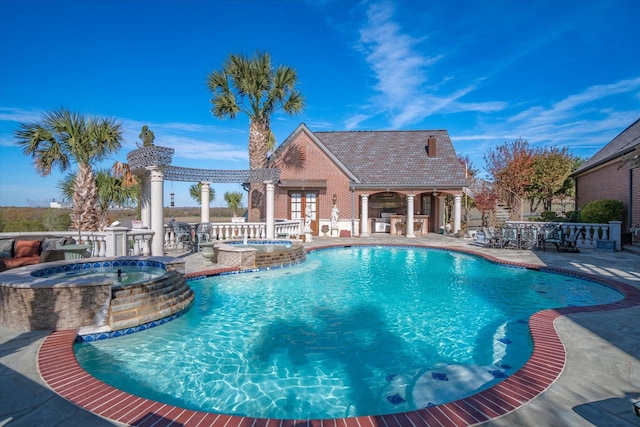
left=0, top=107, right=250, bottom=164
left=351, top=1, right=505, bottom=129
left=501, top=78, right=640, bottom=151
left=510, top=77, right=640, bottom=129
left=344, top=114, right=372, bottom=130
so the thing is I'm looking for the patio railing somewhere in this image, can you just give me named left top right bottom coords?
left=0, top=228, right=154, bottom=259
left=163, top=220, right=303, bottom=252
left=0, top=220, right=302, bottom=260
left=504, top=220, right=622, bottom=251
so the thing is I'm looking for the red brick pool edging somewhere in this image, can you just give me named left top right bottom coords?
left=37, top=247, right=640, bottom=427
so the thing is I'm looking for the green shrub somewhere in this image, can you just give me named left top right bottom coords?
left=42, top=209, right=72, bottom=231
left=540, top=211, right=557, bottom=221
left=579, top=199, right=623, bottom=223
left=564, top=211, right=579, bottom=222
left=5, top=219, right=46, bottom=232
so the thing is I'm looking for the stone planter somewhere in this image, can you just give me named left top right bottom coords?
left=58, top=244, right=90, bottom=260
left=199, top=242, right=217, bottom=263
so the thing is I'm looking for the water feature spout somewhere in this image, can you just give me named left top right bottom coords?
left=243, top=234, right=248, bottom=245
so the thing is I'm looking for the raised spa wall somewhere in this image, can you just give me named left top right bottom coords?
left=0, top=257, right=190, bottom=332
left=214, top=241, right=306, bottom=270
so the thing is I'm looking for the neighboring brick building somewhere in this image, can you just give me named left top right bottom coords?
left=268, top=123, right=468, bottom=237
left=571, top=117, right=640, bottom=239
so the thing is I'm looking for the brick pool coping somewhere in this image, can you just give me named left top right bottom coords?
left=37, top=244, right=640, bottom=427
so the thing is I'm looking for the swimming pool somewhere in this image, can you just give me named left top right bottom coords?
left=74, top=246, right=623, bottom=419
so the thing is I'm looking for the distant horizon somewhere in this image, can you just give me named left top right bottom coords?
left=2, top=0, right=639, bottom=208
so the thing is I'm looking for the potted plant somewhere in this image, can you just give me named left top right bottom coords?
left=224, top=192, right=245, bottom=223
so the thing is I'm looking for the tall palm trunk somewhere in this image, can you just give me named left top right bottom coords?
left=247, top=118, right=270, bottom=222
left=70, top=163, right=100, bottom=236
left=97, top=204, right=110, bottom=231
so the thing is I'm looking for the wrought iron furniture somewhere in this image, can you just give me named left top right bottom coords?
left=172, top=222, right=193, bottom=252
left=195, top=223, right=211, bottom=252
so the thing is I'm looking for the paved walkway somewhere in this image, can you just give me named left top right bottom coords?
left=1, top=234, right=639, bottom=426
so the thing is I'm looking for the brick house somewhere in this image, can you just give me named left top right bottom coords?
left=571, top=117, right=640, bottom=238
left=268, top=123, right=468, bottom=237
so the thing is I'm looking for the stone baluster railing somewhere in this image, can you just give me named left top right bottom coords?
left=505, top=220, right=621, bottom=250
left=1, top=219, right=301, bottom=260
left=178, top=221, right=300, bottom=242
left=274, top=220, right=302, bottom=238
left=128, top=229, right=153, bottom=256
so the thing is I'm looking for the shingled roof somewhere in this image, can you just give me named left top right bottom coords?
left=272, top=124, right=468, bottom=188
left=573, top=117, right=640, bottom=175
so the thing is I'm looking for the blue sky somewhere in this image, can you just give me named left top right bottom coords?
left=1, top=0, right=639, bottom=208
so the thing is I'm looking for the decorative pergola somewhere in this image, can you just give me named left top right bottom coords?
left=127, top=146, right=279, bottom=256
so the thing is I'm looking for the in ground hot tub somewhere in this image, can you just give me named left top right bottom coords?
left=0, top=257, right=193, bottom=333
left=215, top=239, right=306, bottom=269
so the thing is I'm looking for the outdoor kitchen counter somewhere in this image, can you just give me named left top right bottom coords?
left=390, top=214, right=429, bottom=235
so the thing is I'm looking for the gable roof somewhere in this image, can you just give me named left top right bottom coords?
left=271, top=123, right=468, bottom=189
left=572, top=117, right=640, bottom=175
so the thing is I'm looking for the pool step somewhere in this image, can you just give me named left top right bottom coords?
left=109, top=270, right=194, bottom=331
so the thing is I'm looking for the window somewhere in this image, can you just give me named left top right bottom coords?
left=290, top=191, right=318, bottom=234
left=291, top=192, right=302, bottom=220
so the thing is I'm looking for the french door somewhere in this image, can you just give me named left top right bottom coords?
left=290, top=192, right=318, bottom=234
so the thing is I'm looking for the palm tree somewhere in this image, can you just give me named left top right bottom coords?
left=189, top=183, right=215, bottom=206
left=224, top=191, right=243, bottom=217
left=15, top=108, right=123, bottom=233
left=58, top=169, right=139, bottom=229
left=207, top=51, right=304, bottom=221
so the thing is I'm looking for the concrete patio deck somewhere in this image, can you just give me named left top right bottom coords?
left=1, top=233, right=639, bottom=426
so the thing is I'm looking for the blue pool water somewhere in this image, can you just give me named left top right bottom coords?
left=74, top=246, right=622, bottom=419
left=32, top=260, right=167, bottom=285
left=36, top=265, right=166, bottom=284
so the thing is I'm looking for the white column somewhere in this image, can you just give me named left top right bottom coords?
left=139, top=173, right=151, bottom=229
left=454, top=194, right=462, bottom=235
left=360, top=194, right=369, bottom=237
left=149, top=167, right=165, bottom=256
left=439, top=196, right=446, bottom=233
left=406, top=195, right=415, bottom=238
left=200, top=181, right=211, bottom=224
left=265, top=181, right=275, bottom=239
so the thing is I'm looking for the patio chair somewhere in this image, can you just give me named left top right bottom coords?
left=195, top=223, right=211, bottom=251
left=173, top=222, right=193, bottom=252
left=559, top=228, right=582, bottom=253
left=519, top=225, right=538, bottom=250
left=500, top=226, right=519, bottom=249
left=395, top=221, right=406, bottom=235
left=413, top=221, right=423, bottom=236
left=482, top=227, right=502, bottom=248
left=541, top=225, right=563, bottom=252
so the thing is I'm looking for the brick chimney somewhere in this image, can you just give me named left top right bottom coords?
left=426, top=135, right=437, bottom=157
